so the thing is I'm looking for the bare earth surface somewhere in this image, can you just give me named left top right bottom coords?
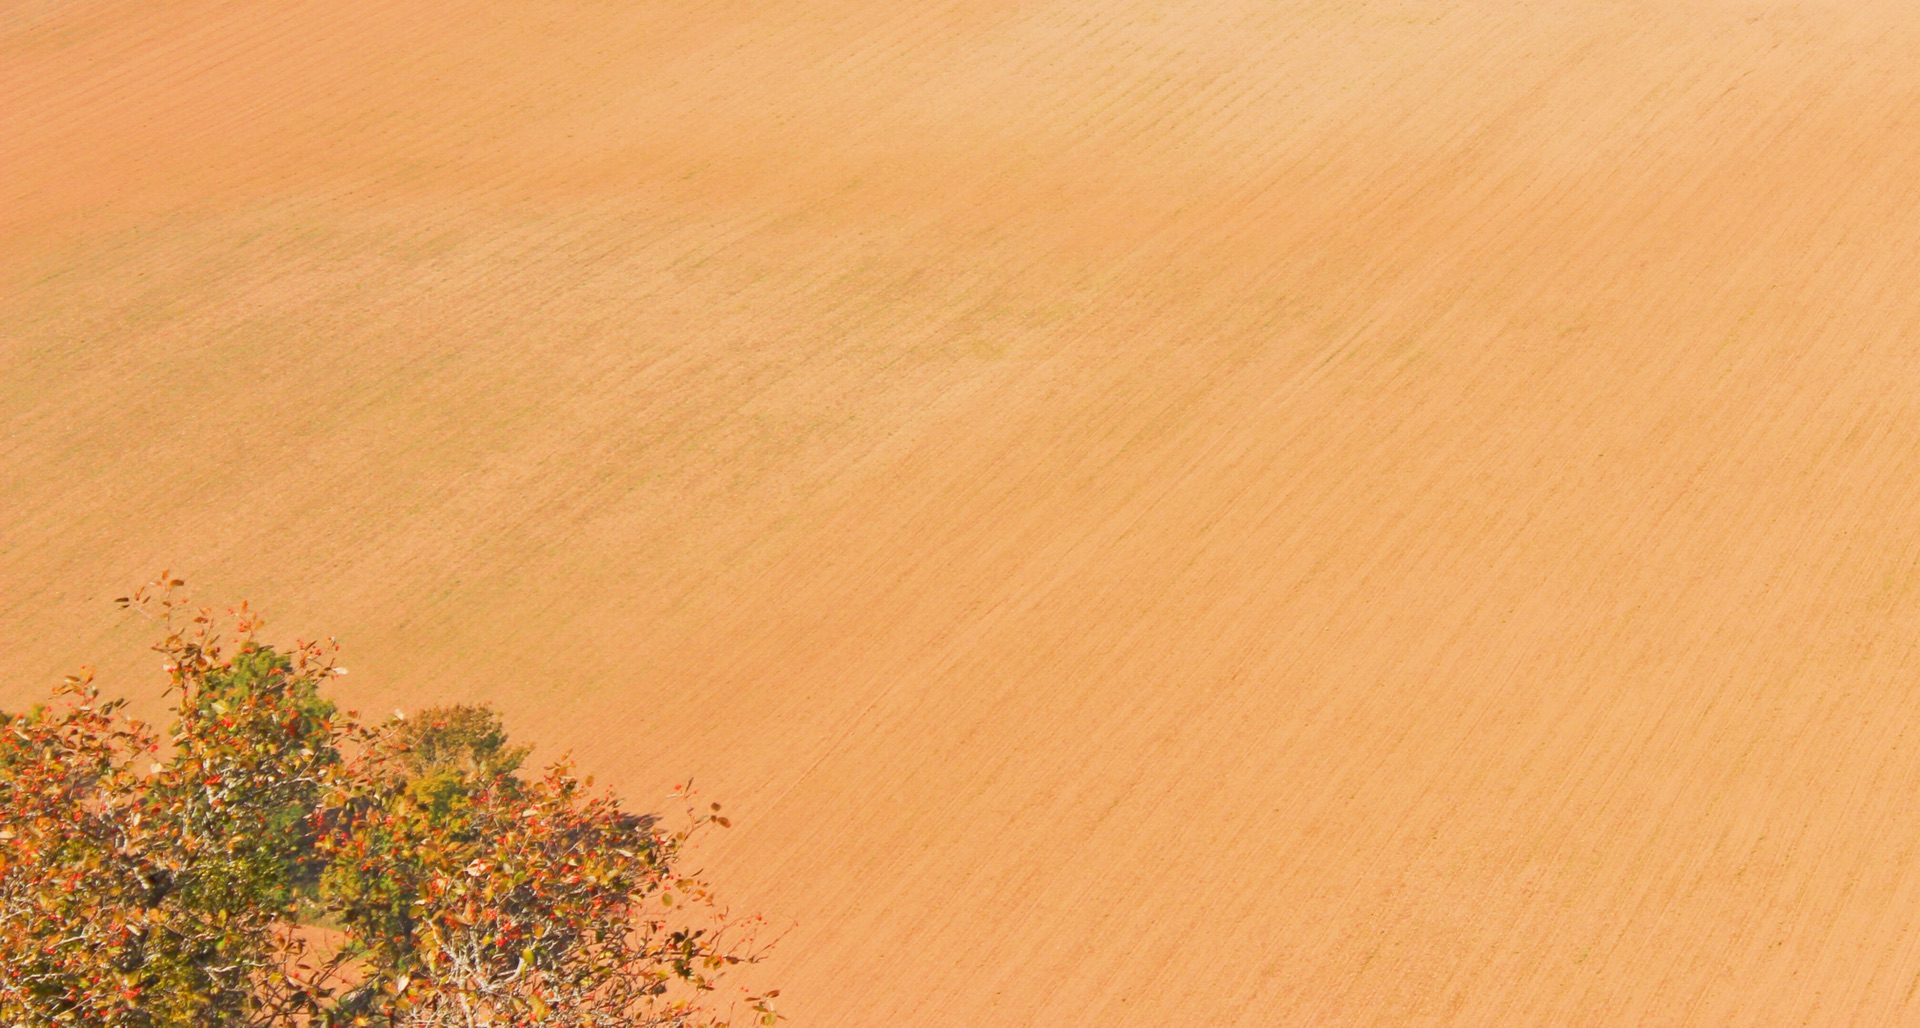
left=9, top=1, right=1920, bottom=1022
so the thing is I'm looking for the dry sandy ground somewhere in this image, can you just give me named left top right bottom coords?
left=9, top=0, right=1920, bottom=1022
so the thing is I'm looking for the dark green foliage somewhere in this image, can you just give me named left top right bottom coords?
left=381, top=704, right=530, bottom=821
left=179, top=646, right=342, bottom=910
left=387, top=704, right=527, bottom=784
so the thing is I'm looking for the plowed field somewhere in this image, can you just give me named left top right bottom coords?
left=10, top=1, right=1920, bottom=1022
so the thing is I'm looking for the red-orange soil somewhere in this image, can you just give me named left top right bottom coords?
left=10, top=2, right=1920, bottom=1023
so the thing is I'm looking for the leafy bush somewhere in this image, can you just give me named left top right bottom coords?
left=0, top=578, right=778, bottom=1027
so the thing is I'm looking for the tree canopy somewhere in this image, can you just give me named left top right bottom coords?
left=0, top=578, right=778, bottom=1027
